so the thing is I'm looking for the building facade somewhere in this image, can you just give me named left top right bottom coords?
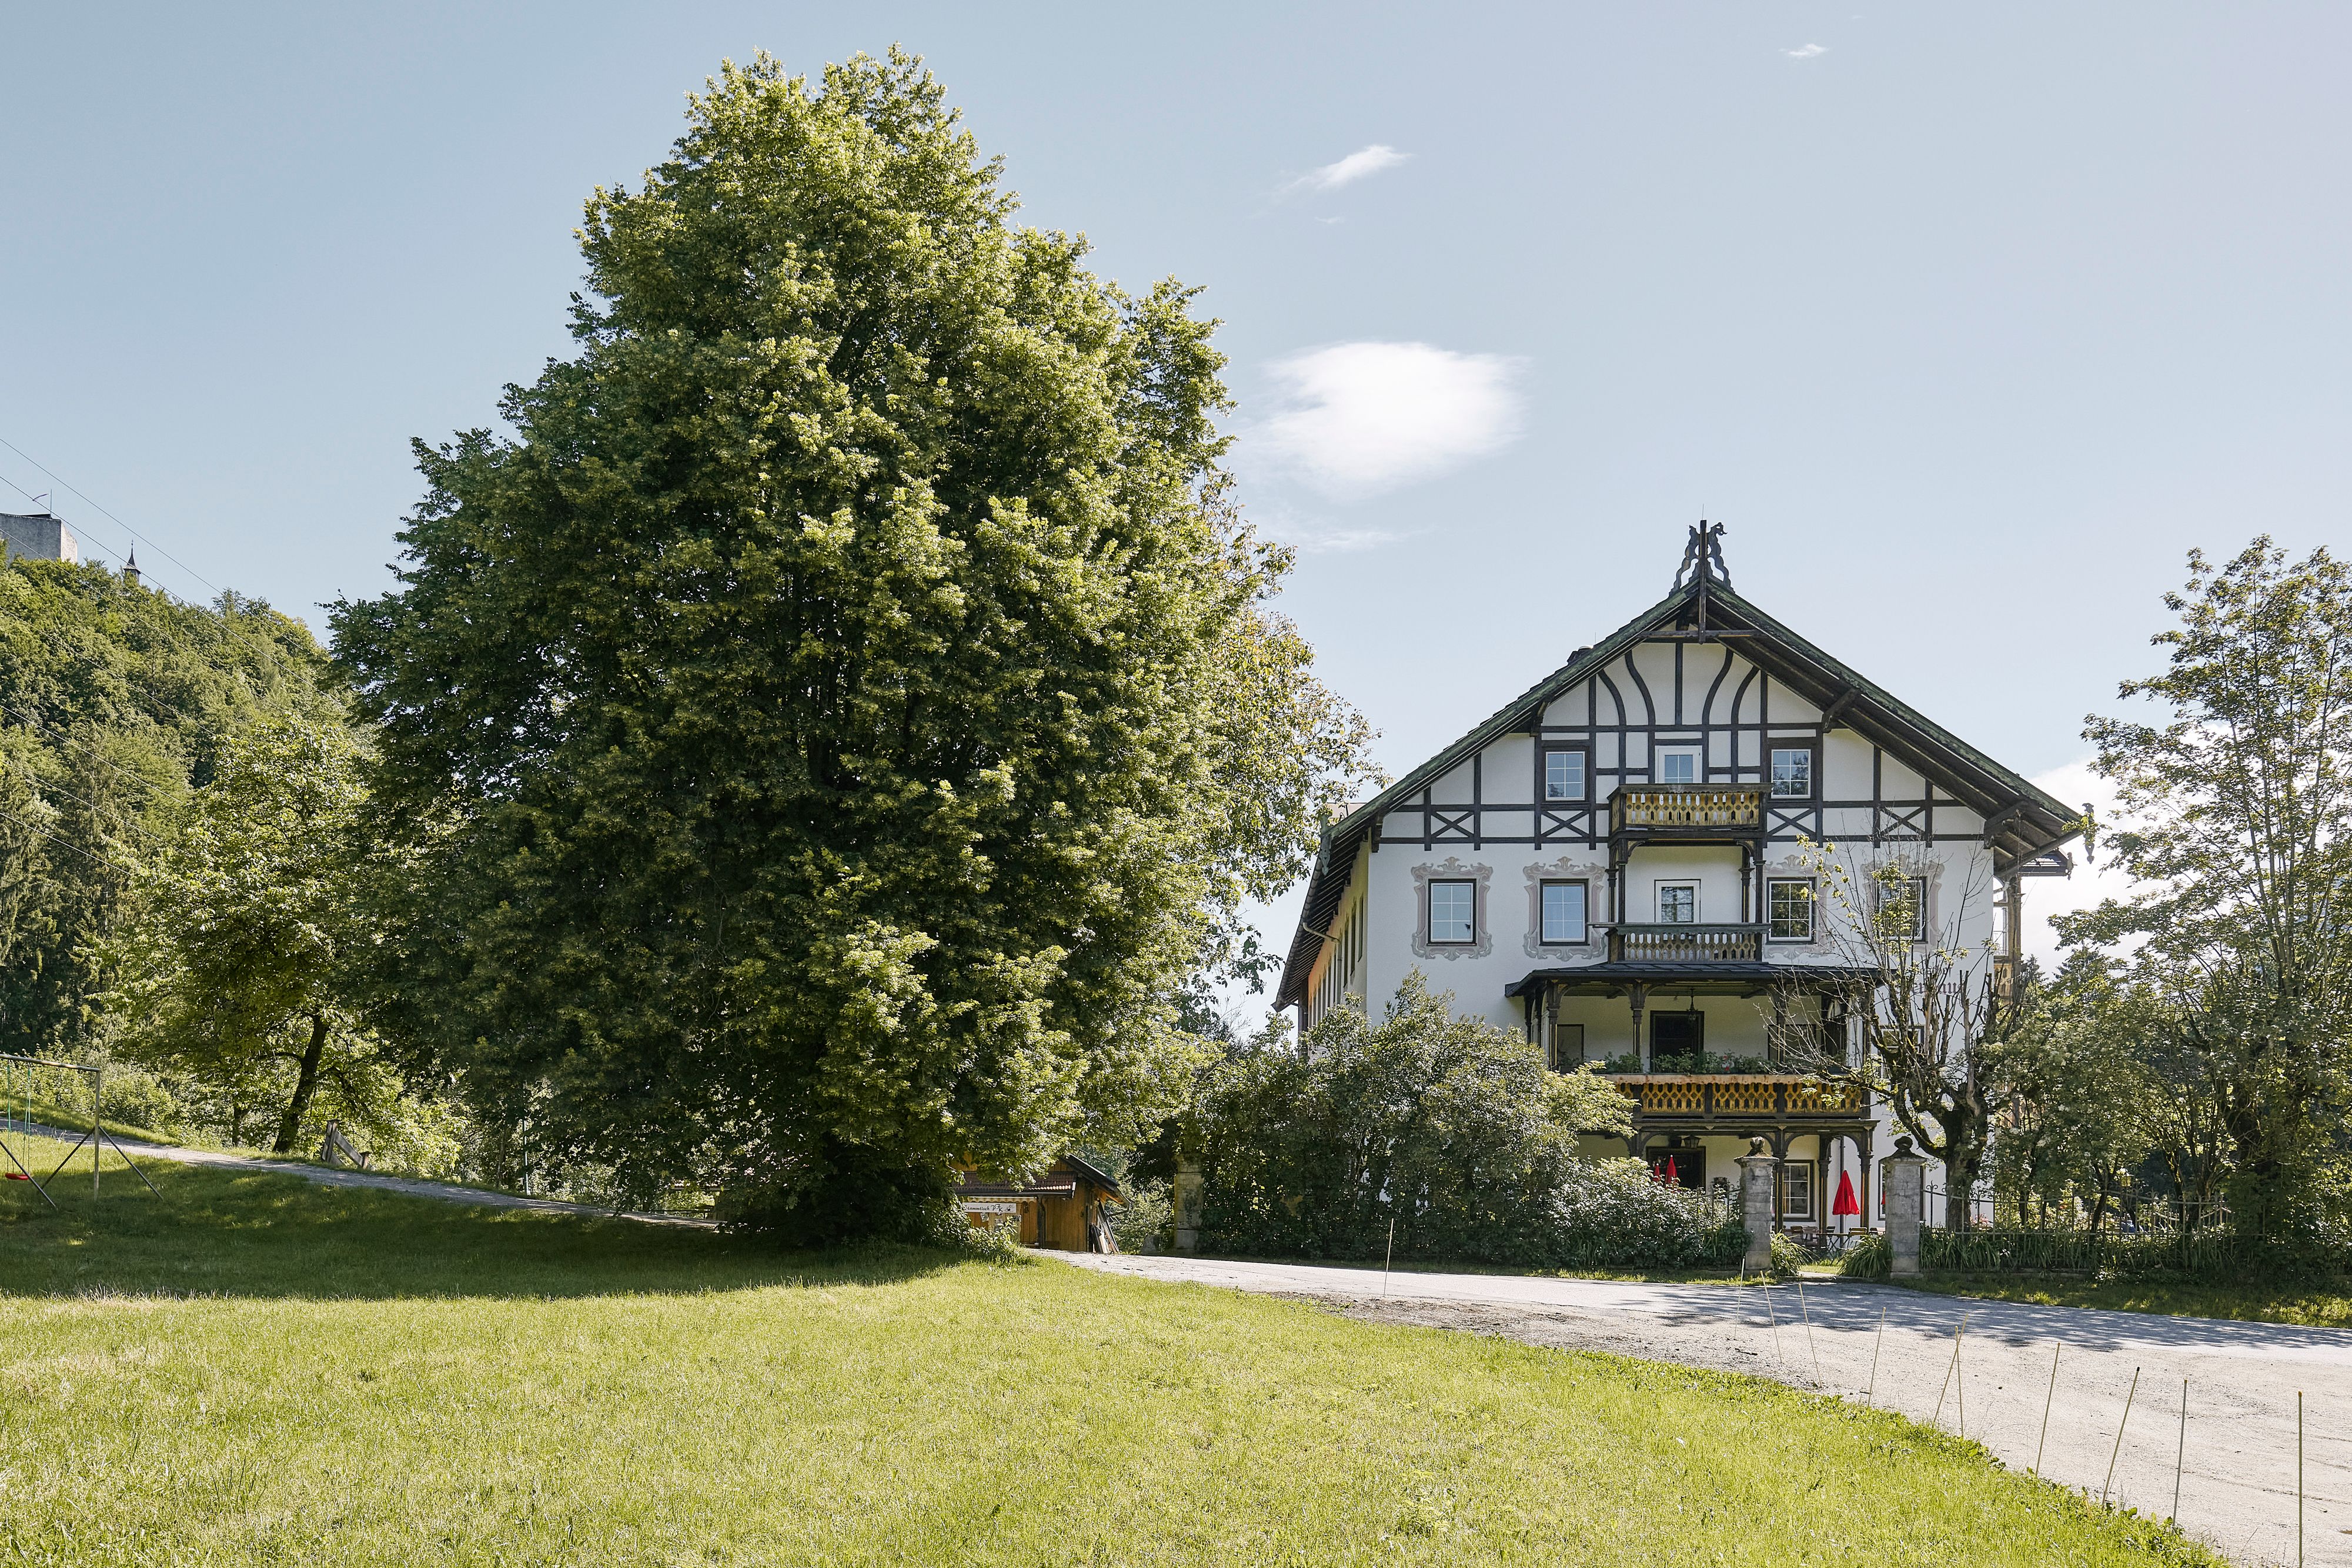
left=0, top=512, right=79, bottom=564
left=1275, top=526, right=2080, bottom=1235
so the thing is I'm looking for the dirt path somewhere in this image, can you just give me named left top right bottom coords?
left=1065, top=1252, right=2352, bottom=1568
left=13, top=1122, right=713, bottom=1227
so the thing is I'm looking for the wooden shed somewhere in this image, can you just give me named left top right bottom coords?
left=956, top=1156, right=1123, bottom=1252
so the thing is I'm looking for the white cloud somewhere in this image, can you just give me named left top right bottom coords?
left=1250, top=342, right=1526, bottom=501
left=1783, top=42, right=1827, bottom=59
left=1287, top=144, right=1409, bottom=195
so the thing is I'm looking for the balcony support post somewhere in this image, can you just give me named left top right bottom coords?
left=1628, top=984, right=1648, bottom=1071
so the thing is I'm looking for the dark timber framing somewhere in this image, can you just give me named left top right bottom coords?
left=1277, top=564, right=2084, bottom=1011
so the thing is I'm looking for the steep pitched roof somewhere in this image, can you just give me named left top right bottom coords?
left=1274, top=561, right=2083, bottom=1009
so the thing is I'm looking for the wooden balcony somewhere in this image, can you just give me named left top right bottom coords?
left=1606, top=922, right=1765, bottom=962
left=1611, top=1074, right=1869, bottom=1121
left=1609, top=783, right=1764, bottom=838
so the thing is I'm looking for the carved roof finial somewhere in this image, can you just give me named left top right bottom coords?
left=1671, top=520, right=1730, bottom=593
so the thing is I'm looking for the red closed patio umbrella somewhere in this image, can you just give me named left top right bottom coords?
left=1832, top=1169, right=1860, bottom=1218
left=1661, top=1155, right=1679, bottom=1188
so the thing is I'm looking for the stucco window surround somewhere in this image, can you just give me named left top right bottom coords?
left=1522, top=856, right=1608, bottom=958
left=1868, top=854, right=1947, bottom=946
left=1412, top=857, right=1494, bottom=961
left=1762, top=854, right=1828, bottom=951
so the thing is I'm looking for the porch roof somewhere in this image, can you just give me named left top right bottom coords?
left=1503, top=962, right=1881, bottom=998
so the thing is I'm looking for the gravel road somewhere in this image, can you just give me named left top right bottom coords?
left=1064, top=1252, right=2352, bottom=1567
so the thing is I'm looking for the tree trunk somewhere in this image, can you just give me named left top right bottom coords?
left=273, top=1013, right=329, bottom=1155
left=1942, top=1153, right=1972, bottom=1232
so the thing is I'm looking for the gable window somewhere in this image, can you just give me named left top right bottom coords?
left=1769, top=746, right=1815, bottom=799
left=1655, top=746, right=1700, bottom=785
left=1657, top=881, right=1698, bottom=924
left=1539, top=880, right=1589, bottom=945
left=1542, top=747, right=1588, bottom=802
left=1548, top=1021, right=1586, bottom=1072
left=1766, top=878, right=1814, bottom=942
left=1873, top=876, right=1929, bottom=942
left=1428, top=880, right=1477, bottom=944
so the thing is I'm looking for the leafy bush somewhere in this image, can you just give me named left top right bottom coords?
left=1195, top=976, right=1733, bottom=1270
left=97, top=1068, right=182, bottom=1138
left=1110, top=1178, right=1172, bottom=1253
left=1839, top=1231, right=1890, bottom=1279
left=1767, top=1229, right=1810, bottom=1278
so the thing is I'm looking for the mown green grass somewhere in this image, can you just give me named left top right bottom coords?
left=1905, top=1270, right=2352, bottom=1329
left=1, top=1138, right=2220, bottom=1567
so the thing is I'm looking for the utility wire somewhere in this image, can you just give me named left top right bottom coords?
left=0, top=698, right=176, bottom=807
left=0, top=801, right=133, bottom=874
left=0, top=436, right=221, bottom=594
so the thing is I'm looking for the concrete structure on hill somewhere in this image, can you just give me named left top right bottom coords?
left=0, top=513, right=79, bottom=564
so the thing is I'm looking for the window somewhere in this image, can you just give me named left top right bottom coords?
left=1539, top=880, right=1588, bottom=945
left=1548, top=1022, right=1586, bottom=1072
left=1769, top=746, right=1814, bottom=799
left=1873, top=876, right=1929, bottom=942
left=1542, top=747, right=1587, bottom=802
left=1655, top=746, right=1700, bottom=785
left=1649, top=1010, right=1704, bottom=1065
left=1766, top=878, right=1814, bottom=942
left=1779, top=1159, right=1816, bottom=1221
left=1657, top=881, right=1698, bottom=924
left=1428, top=880, right=1477, bottom=944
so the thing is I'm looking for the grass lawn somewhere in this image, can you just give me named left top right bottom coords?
left=1, top=1135, right=2220, bottom=1567
left=1902, top=1271, right=2352, bottom=1329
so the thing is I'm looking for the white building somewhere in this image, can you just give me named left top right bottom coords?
left=0, top=512, right=79, bottom=564
left=1274, top=525, right=2080, bottom=1234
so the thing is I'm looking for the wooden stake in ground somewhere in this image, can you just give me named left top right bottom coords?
left=2298, top=1389, right=2305, bottom=1568
left=1866, top=1303, right=1885, bottom=1406
left=1932, top=1312, right=1969, bottom=1429
left=2034, top=1340, right=2060, bottom=1477
left=2171, top=1377, right=2186, bottom=1525
left=1795, top=1279, right=1824, bottom=1389
left=2102, top=1366, right=2140, bottom=1507
left=1763, top=1285, right=1785, bottom=1363
left=1381, top=1217, right=1395, bottom=1302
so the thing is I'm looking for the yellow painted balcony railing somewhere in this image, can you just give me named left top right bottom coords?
left=1610, top=783, right=1765, bottom=834
left=1610, top=1075, right=1869, bottom=1119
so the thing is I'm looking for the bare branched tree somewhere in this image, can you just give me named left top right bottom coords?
left=1772, top=840, right=2023, bottom=1232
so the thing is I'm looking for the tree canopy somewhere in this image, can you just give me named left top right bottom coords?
left=330, top=51, right=1374, bottom=1235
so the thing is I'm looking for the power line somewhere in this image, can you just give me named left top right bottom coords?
left=0, top=801, right=133, bottom=874
left=0, top=698, right=176, bottom=807
left=0, top=435, right=220, bottom=594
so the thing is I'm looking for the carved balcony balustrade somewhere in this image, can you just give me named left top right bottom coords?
left=1609, top=783, right=1765, bottom=838
left=1611, top=1074, right=1869, bottom=1122
left=1605, top=922, right=1766, bottom=963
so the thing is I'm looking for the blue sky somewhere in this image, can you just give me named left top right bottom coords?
left=6, top=4, right=2348, bottom=976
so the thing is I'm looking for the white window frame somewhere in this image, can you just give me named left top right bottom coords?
left=1769, top=745, right=1815, bottom=799
left=1766, top=878, right=1814, bottom=943
left=1542, top=747, right=1588, bottom=803
left=1538, top=879, right=1589, bottom=945
left=1427, top=879, right=1478, bottom=945
left=1874, top=875, right=1929, bottom=943
left=1656, top=880, right=1699, bottom=925
left=1653, top=745, right=1702, bottom=786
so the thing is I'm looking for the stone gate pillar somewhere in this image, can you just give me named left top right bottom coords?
left=1736, top=1136, right=1778, bottom=1273
left=1172, top=1157, right=1204, bottom=1253
left=1882, top=1135, right=1931, bottom=1278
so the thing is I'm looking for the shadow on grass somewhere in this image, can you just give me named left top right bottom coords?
left=0, top=1148, right=968, bottom=1302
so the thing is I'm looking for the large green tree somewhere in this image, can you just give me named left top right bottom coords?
left=2066, top=539, right=2352, bottom=1240
left=331, top=52, right=1373, bottom=1235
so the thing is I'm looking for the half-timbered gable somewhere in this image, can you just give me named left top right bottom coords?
left=1278, top=527, right=2082, bottom=1233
